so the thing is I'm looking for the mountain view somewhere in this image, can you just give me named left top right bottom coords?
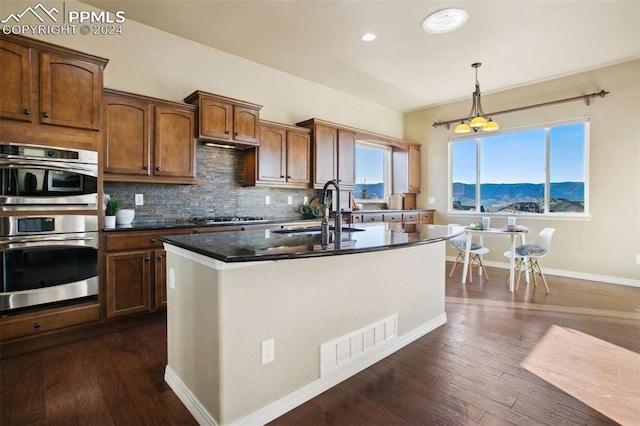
left=354, top=182, right=385, bottom=199
left=452, top=182, right=585, bottom=213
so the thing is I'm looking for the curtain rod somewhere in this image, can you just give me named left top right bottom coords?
left=432, top=89, right=610, bottom=129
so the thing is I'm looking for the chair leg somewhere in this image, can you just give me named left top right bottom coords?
left=532, top=259, right=550, bottom=293
left=449, top=252, right=464, bottom=278
left=477, top=255, right=489, bottom=280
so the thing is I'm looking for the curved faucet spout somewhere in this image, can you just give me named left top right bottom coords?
left=320, top=179, right=342, bottom=237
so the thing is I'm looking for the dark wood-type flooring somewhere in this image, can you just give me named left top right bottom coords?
left=2, top=264, right=639, bottom=425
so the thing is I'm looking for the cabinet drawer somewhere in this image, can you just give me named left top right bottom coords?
left=349, top=214, right=363, bottom=224
left=419, top=211, right=434, bottom=224
left=1, top=303, right=101, bottom=341
left=383, top=213, right=403, bottom=222
left=402, top=212, right=418, bottom=223
left=363, top=213, right=384, bottom=222
left=105, top=229, right=188, bottom=251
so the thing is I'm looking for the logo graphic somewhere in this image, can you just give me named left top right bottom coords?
left=2, top=2, right=126, bottom=36
left=1, top=2, right=59, bottom=24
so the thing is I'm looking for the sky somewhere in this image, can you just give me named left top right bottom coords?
left=452, top=122, right=586, bottom=184
left=355, top=144, right=385, bottom=184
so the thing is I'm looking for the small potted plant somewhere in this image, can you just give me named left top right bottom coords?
left=299, top=203, right=321, bottom=219
left=104, top=198, right=120, bottom=228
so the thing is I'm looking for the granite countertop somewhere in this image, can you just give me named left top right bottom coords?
left=160, top=222, right=463, bottom=262
left=103, top=217, right=321, bottom=232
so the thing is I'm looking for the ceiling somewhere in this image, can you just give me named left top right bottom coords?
left=82, top=1, right=640, bottom=112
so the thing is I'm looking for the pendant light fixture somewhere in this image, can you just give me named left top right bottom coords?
left=454, top=62, right=499, bottom=134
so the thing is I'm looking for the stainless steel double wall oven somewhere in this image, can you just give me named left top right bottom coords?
left=0, top=143, right=99, bottom=314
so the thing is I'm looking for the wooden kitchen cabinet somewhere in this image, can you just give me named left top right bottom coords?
left=296, top=119, right=356, bottom=190
left=0, top=34, right=108, bottom=150
left=244, top=121, right=311, bottom=188
left=104, top=229, right=190, bottom=319
left=103, top=89, right=197, bottom=184
left=393, top=143, right=421, bottom=194
left=184, top=90, right=262, bottom=147
left=347, top=209, right=434, bottom=225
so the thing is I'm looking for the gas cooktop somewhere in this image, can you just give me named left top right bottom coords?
left=191, top=216, right=267, bottom=225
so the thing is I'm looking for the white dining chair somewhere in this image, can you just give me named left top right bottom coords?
left=503, top=228, right=555, bottom=293
left=449, top=232, right=490, bottom=282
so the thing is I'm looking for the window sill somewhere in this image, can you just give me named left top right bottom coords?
left=446, top=211, right=592, bottom=221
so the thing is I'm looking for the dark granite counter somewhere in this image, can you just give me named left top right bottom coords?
left=103, top=217, right=321, bottom=232
left=161, top=222, right=463, bottom=262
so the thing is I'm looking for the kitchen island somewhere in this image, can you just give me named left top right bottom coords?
left=161, top=222, right=462, bottom=425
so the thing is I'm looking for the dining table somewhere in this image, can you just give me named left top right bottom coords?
left=462, top=226, right=529, bottom=292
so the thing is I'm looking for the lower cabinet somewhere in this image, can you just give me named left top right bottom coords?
left=104, top=229, right=189, bottom=319
left=349, top=210, right=434, bottom=225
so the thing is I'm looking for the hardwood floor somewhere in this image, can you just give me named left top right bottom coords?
left=2, top=264, right=638, bottom=425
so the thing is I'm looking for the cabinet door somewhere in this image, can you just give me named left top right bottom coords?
left=286, top=129, right=310, bottom=185
left=154, top=105, right=196, bottom=178
left=106, top=251, right=151, bottom=319
left=154, top=249, right=167, bottom=309
left=103, top=94, right=151, bottom=175
left=199, top=98, right=232, bottom=140
left=314, top=124, right=337, bottom=187
left=0, top=40, right=32, bottom=122
left=337, top=129, right=356, bottom=188
left=39, top=52, right=102, bottom=130
left=233, top=105, right=260, bottom=144
left=408, top=144, right=421, bottom=193
left=257, top=124, right=286, bottom=183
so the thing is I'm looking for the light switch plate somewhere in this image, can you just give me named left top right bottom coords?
left=135, top=194, right=144, bottom=206
left=287, top=196, right=293, bottom=205
left=265, top=195, right=270, bottom=205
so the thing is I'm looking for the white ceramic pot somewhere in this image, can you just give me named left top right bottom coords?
left=116, top=209, right=135, bottom=225
left=104, top=215, right=116, bottom=229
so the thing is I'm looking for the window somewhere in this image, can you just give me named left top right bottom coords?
left=449, top=119, right=588, bottom=215
left=354, top=141, right=391, bottom=201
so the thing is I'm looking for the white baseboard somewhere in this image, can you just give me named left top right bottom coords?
left=446, top=256, right=640, bottom=288
left=166, top=313, right=447, bottom=426
left=164, top=367, right=218, bottom=426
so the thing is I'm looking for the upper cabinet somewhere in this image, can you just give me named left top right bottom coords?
left=244, top=121, right=311, bottom=188
left=0, top=34, right=108, bottom=151
left=103, top=89, right=197, bottom=184
left=392, top=143, right=421, bottom=194
left=184, top=90, right=262, bottom=148
left=297, top=118, right=356, bottom=190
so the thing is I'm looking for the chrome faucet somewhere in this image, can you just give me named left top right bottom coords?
left=320, top=179, right=342, bottom=239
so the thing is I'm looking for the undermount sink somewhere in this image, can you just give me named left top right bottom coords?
left=272, top=226, right=365, bottom=235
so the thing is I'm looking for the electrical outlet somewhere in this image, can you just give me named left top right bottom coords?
left=428, top=197, right=435, bottom=204
left=287, top=195, right=293, bottom=205
left=303, top=196, right=309, bottom=204
left=264, top=229, right=270, bottom=238
left=135, top=194, right=144, bottom=206
left=264, top=195, right=270, bottom=205
left=261, top=338, right=275, bottom=365
left=636, top=254, right=640, bottom=265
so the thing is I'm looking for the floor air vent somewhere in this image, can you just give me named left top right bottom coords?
left=320, top=314, right=398, bottom=376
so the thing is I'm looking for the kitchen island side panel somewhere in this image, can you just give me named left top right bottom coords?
left=165, top=242, right=445, bottom=425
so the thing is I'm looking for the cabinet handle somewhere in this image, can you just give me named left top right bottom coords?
left=234, top=132, right=239, bottom=136
left=33, top=322, right=42, bottom=329
left=157, top=255, right=164, bottom=260
left=143, top=165, right=149, bottom=170
left=145, top=257, right=150, bottom=261
left=225, top=130, right=230, bottom=135
left=155, top=167, right=160, bottom=171
left=286, top=175, right=291, bottom=179
left=23, top=108, right=31, bottom=115
left=42, top=112, right=50, bottom=118
left=151, top=239, right=157, bottom=243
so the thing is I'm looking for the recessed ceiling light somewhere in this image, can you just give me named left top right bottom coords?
left=422, top=8, right=468, bottom=34
left=360, top=33, right=377, bottom=42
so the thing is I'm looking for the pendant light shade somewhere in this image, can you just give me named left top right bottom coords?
left=455, top=63, right=498, bottom=134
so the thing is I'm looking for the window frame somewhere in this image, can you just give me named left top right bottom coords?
left=354, top=140, right=392, bottom=204
left=447, top=117, right=590, bottom=219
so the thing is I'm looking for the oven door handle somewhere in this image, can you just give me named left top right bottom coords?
left=0, top=235, right=97, bottom=251
left=0, top=159, right=98, bottom=177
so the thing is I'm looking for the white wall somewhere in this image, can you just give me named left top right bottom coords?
left=404, top=60, right=640, bottom=284
left=0, top=0, right=403, bottom=137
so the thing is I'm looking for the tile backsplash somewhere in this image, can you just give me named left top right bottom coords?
left=104, top=145, right=318, bottom=223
